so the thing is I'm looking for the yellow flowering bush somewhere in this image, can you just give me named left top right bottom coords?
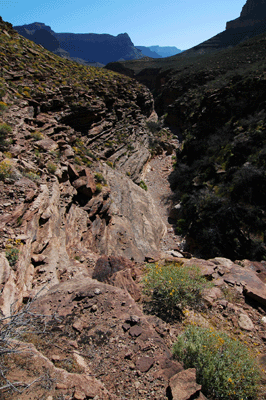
left=142, top=262, right=211, bottom=318
left=0, top=159, right=12, bottom=180
left=5, top=239, right=22, bottom=268
left=173, top=325, right=260, bottom=400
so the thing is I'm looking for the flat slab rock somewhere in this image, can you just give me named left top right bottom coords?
left=224, top=265, right=266, bottom=305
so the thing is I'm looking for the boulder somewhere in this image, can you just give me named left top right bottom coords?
left=238, top=313, right=254, bottom=331
left=168, top=368, right=202, bottom=400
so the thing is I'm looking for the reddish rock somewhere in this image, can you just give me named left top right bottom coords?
left=168, top=368, right=201, bottom=400
left=224, top=265, right=266, bottom=306
left=109, top=269, right=141, bottom=302
left=93, top=255, right=135, bottom=282
left=68, top=163, right=79, bottom=181
left=72, top=169, right=96, bottom=198
left=135, top=356, right=154, bottom=372
left=182, top=258, right=217, bottom=277
left=202, top=287, right=223, bottom=305
left=36, top=138, right=58, bottom=151
left=129, top=325, right=142, bottom=337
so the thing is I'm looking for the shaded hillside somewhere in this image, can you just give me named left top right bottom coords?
left=14, top=22, right=144, bottom=65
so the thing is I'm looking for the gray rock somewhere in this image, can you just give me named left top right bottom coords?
left=238, top=313, right=254, bottom=331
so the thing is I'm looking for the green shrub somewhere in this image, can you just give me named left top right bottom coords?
left=5, top=246, right=19, bottom=267
left=139, top=180, right=147, bottom=191
left=0, top=101, right=8, bottom=113
left=175, top=218, right=187, bottom=235
left=95, top=172, right=106, bottom=184
left=23, top=171, right=40, bottom=182
left=106, top=161, right=114, bottom=168
left=0, top=123, right=12, bottom=148
left=30, top=131, right=43, bottom=141
left=46, top=161, right=57, bottom=174
left=0, top=160, right=12, bottom=180
left=0, top=123, right=12, bottom=135
left=173, top=325, right=260, bottom=400
left=142, top=262, right=211, bottom=317
left=95, top=183, right=103, bottom=193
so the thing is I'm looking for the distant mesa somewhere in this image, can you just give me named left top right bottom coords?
left=136, top=46, right=162, bottom=58
left=136, top=46, right=182, bottom=58
left=148, top=46, right=182, bottom=57
left=14, top=22, right=144, bottom=65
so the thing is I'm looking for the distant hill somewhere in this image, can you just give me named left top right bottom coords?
left=148, top=46, right=182, bottom=57
left=136, top=46, right=162, bottom=58
left=136, top=45, right=182, bottom=58
left=14, top=22, right=144, bottom=65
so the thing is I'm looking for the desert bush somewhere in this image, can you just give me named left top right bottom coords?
left=142, top=262, right=211, bottom=318
left=173, top=325, right=260, bottom=400
left=46, top=161, right=57, bottom=174
left=30, top=131, right=43, bottom=141
left=5, top=247, right=19, bottom=268
left=139, top=180, right=147, bottom=191
left=0, top=123, right=12, bottom=148
left=0, top=160, right=12, bottom=180
left=0, top=123, right=12, bottom=135
left=23, top=171, right=40, bottom=182
left=95, top=183, right=103, bottom=193
left=0, top=101, right=8, bottom=113
left=106, top=161, right=113, bottom=168
left=95, top=172, right=106, bottom=185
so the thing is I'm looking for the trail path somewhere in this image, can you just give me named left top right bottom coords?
left=143, top=153, right=183, bottom=254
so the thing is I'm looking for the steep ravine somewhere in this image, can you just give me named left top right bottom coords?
left=1, top=17, right=266, bottom=400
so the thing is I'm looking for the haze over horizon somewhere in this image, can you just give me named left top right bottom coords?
left=3, top=0, right=245, bottom=50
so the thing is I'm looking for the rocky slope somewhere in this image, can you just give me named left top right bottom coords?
left=14, top=22, right=144, bottom=65
left=1, top=15, right=266, bottom=400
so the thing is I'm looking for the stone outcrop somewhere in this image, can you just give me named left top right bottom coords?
left=227, top=0, right=266, bottom=29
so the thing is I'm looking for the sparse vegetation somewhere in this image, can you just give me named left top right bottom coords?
left=94, top=172, right=106, bottom=185
left=0, top=123, right=12, bottom=148
left=139, top=180, right=147, bottom=191
left=31, top=131, right=43, bottom=141
left=0, top=160, right=12, bottom=180
left=95, top=183, right=103, bottom=193
left=23, top=171, right=40, bottom=182
left=173, top=325, right=261, bottom=400
left=46, top=161, right=57, bottom=174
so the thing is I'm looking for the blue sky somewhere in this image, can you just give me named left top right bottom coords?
left=2, top=0, right=246, bottom=50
